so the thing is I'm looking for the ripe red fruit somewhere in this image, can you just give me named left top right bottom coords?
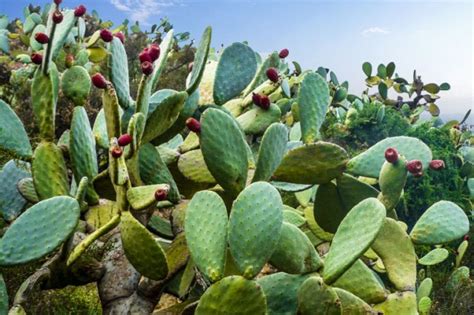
left=279, top=48, right=289, bottom=58
left=464, top=235, right=470, bottom=241
left=54, top=0, right=62, bottom=5
left=186, top=118, right=201, bottom=133
left=114, top=32, right=125, bottom=44
left=139, top=49, right=152, bottom=63
left=148, top=44, right=160, bottom=62
left=65, top=54, right=74, bottom=68
left=154, top=188, right=168, bottom=201
left=252, top=93, right=262, bottom=106
left=141, top=61, right=154, bottom=76
left=118, top=134, right=132, bottom=146
left=91, top=73, right=108, bottom=89
left=111, top=147, right=123, bottom=158
left=406, top=160, right=423, bottom=174
left=74, top=5, right=87, bottom=17
left=100, top=29, right=113, bottom=42
left=259, top=95, right=271, bottom=110
left=31, top=53, right=43, bottom=65
left=34, top=32, right=49, bottom=44
left=384, top=147, right=398, bottom=164
left=266, top=67, right=279, bottom=83
left=52, top=10, right=63, bottom=23
left=429, top=160, right=445, bottom=171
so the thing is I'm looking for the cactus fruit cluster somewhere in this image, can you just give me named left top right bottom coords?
left=0, top=1, right=472, bottom=314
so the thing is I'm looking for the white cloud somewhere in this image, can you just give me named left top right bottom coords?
left=361, top=27, right=390, bottom=37
left=110, top=0, right=176, bottom=24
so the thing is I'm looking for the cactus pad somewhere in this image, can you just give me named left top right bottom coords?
left=410, top=200, right=469, bottom=245
left=418, top=248, right=449, bottom=266
left=31, top=69, right=55, bottom=141
left=61, top=66, right=91, bottom=106
left=0, top=160, right=30, bottom=221
left=0, top=100, right=32, bottom=158
left=228, top=182, right=283, bottom=278
left=373, top=292, right=417, bottom=315
left=17, top=177, right=39, bottom=204
left=185, top=191, right=228, bottom=282
left=297, top=276, right=342, bottom=315
left=186, top=26, right=211, bottom=95
left=127, top=184, right=170, bottom=210
left=120, top=211, right=168, bottom=280
left=108, top=37, right=131, bottom=109
left=313, top=182, right=346, bottom=233
left=236, top=104, right=281, bottom=135
left=0, top=196, right=80, bottom=266
left=333, top=288, right=374, bottom=314
left=323, top=198, right=386, bottom=284
left=177, top=149, right=216, bottom=184
left=195, top=276, right=267, bottom=315
left=417, top=278, right=433, bottom=302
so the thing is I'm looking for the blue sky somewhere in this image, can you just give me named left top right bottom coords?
left=1, top=0, right=473, bottom=118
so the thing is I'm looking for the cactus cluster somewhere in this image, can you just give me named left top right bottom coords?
left=0, top=1, right=472, bottom=314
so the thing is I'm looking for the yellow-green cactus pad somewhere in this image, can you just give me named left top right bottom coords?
left=273, top=142, right=349, bottom=184
left=257, top=272, right=310, bottom=315
left=416, top=278, right=432, bottom=302
left=297, top=276, right=342, bottom=315
left=186, top=27, right=211, bottom=95
left=304, top=206, right=333, bottom=241
left=228, top=182, right=283, bottom=278
left=177, top=149, right=216, bottom=184
left=31, top=69, right=55, bottom=141
left=120, top=211, right=168, bottom=280
left=269, top=222, right=322, bottom=274
left=200, top=108, right=248, bottom=197
left=61, top=66, right=91, bottom=106
left=377, top=157, right=407, bottom=211
left=127, top=184, right=169, bottom=210
left=236, top=104, right=281, bottom=135
left=108, top=37, right=131, bottom=109
left=0, top=160, right=30, bottom=221
left=283, top=210, right=306, bottom=227
left=323, top=198, right=386, bottom=284
left=418, top=296, right=432, bottom=315
left=198, top=60, right=218, bottom=105
left=0, top=196, right=80, bottom=266
left=418, top=248, right=449, bottom=266
left=195, top=276, right=267, bottom=315
left=333, top=288, right=375, bottom=315
left=102, top=86, right=122, bottom=139
left=0, top=100, right=32, bottom=158
left=297, top=72, right=330, bottom=143
left=347, top=136, right=432, bottom=178
left=373, top=292, right=417, bottom=315
left=410, top=200, right=469, bottom=245
left=32, top=142, right=69, bottom=200
left=185, top=191, right=228, bottom=282
left=17, top=177, right=39, bottom=204
left=85, top=199, right=118, bottom=229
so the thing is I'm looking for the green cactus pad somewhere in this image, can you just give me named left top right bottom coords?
left=185, top=191, right=228, bottom=282
left=177, top=149, right=216, bottom=184
left=346, top=136, right=432, bottom=178
left=127, top=184, right=169, bottom=210
left=283, top=210, right=306, bottom=227
left=417, top=278, right=433, bottom=302
left=0, top=100, right=32, bottom=158
left=150, top=30, right=174, bottom=91
left=446, top=266, right=470, bottom=293
left=200, top=108, right=249, bottom=196
left=269, top=222, right=322, bottom=274
left=70, top=106, right=99, bottom=203
left=186, top=26, right=211, bottom=95
left=373, top=292, right=417, bottom=315
left=297, top=276, right=342, bottom=315
left=198, top=60, right=218, bottom=104
left=120, top=211, right=168, bottom=280
left=333, top=259, right=386, bottom=304
left=148, top=215, right=173, bottom=239
left=102, top=87, right=123, bottom=139
left=336, top=173, right=379, bottom=212
left=304, top=206, right=334, bottom=241
left=85, top=199, right=118, bottom=229
left=195, top=276, right=267, bottom=315
left=139, top=143, right=180, bottom=203
left=213, top=42, right=257, bottom=105
left=377, top=157, right=407, bottom=211
left=61, top=66, right=91, bottom=106
left=32, top=142, right=69, bottom=199
left=418, top=248, right=449, bottom=266
left=243, top=52, right=280, bottom=95
left=31, top=69, right=55, bottom=141
left=0, top=160, right=30, bottom=221
left=333, top=288, right=374, bottom=315
left=297, top=72, right=330, bottom=143
left=418, top=296, right=432, bottom=315
left=108, top=37, right=131, bottom=109
left=257, top=272, right=310, bottom=315
left=236, top=104, right=281, bottom=135
left=252, top=123, right=288, bottom=182
left=142, top=91, right=188, bottom=143
left=313, top=182, right=346, bottom=233
left=228, top=182, right=283, bottom=278
left=48, top=10, right=76, bottom=59
left=17, top=177, right=39, bottom=204
left=273, top=142, right=349, bottom=184
left=0, top=196, right=80, bottom=266
left=323, top=198, right=386, bottom=284
left=371, top=218, right=416, bottom=291
left=410, top=200, right=469, bottom=245
left=0, top=274, right=6, bottom=315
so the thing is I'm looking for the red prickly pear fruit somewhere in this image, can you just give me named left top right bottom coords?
left=34, top=32, right=49, bottom=44
left=74, top=5, right=87, bottom=17
left=186, top=118, right=201, bottom=133
left=154, top=188, right=168, bottom=201
left=429, top=160, right=445, bottom=171
left=114, top=32, right=125, bottom=44
left=464, top=235, right=469, bottom=241
left=141, top=61, right=154, bottom=76
left=266, top=67, right=279, bottom=83
left=111, top=147, right=123, bottom=158
left=91, top=73, right=108, bottom=89
left=100, top=29, right=113, bottom=42
left=118, top=134, right=132, bottom=146
left=406, top=160, right=423, bottom=174
left=148, top=44, right=160, bottom=62
left=54, top=0, right=62, bottom=5
left=252, top=93, right=262, bottom=106
left=384, top=147, right=398, bottom=164
left=52, top=10, right=63, bottom=23
left=139, top=49, right=152, bottom=63
left=65, top=54, right=74, bottom=68
left=31, top=53, right=43, bottom=65
left=259, top=95, right=271, bottom=110
left=279, top=48, right=289, bottom=59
